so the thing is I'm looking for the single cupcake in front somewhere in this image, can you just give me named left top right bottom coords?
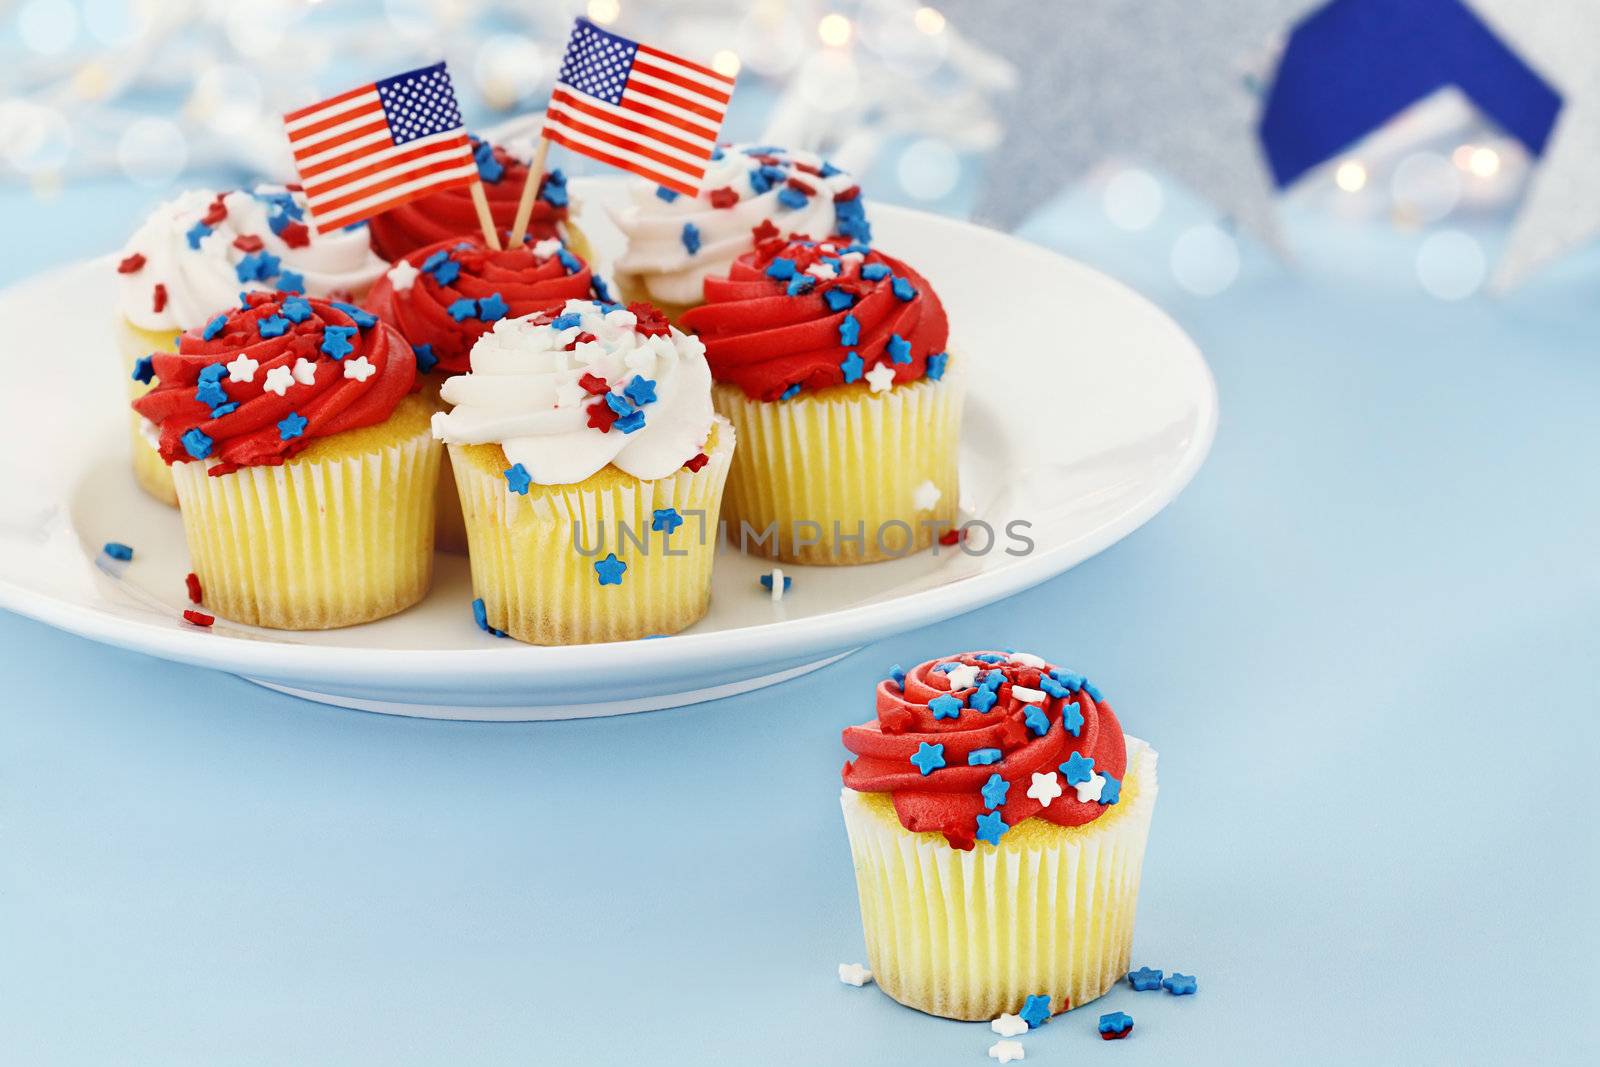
left=431, top=298, right=734, bottom=645
left=680, top=233, right=961, bottom=565
left=132, top=293, right=437, bottom=629
left=839, top=652, right=1159, bottom=1022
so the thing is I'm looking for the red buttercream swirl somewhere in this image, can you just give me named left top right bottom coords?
left=364, top=236, right=595, bottom=376
left=366, top=142, right=567, bottom=260
left=841, top=652, right=1127, bottom=851
left=132, top=292, right=415, bottom=475
left=679, top=234, right=949, bottom=401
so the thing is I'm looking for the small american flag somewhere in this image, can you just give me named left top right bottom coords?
left=543, top=18, right=734, bottom=196
left=283, top=62, right=478, bottom=234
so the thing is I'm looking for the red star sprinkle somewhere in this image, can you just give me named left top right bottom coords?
left=833, top=185, right=861, bottom=203
left=117, top=253, right=146, bottom=274
left=233, top=234, right=264, bottom=253
left=586, top=398, right=619, bottom=432
left=793, top=161, right=822, bottom=177
left=285, top=182, right=303, bottom=192
left=579, top=372, right=609, bottom=395
left=683, top=453, right=709, bottom=472
left=708, top=186, right=739, bottom=209
left=938, top=528, right=964, bottom=546
left=279, top=220, right=311, bottom=248
left=182, top=609, right=214, bottom=627
left=751, top=219, right=780, bottom=243
left=629, top=302, right=671, bottom=337
left=565, top=331, right=597, bottom=351
left=786, top=176, right=815, bottom=195
left=184, top=572, right=203, bottom=604
left=152, top=283, right=167, bottom=312
left=200, top=200, right=228, bottom=227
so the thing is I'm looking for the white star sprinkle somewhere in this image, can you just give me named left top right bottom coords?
left=990, top=1014, right=1029, bottom=1038
left=385, top=258, right=420, bottom=292
left=262, top=364, right=295, bottom=396
left=806, top=261, right=839, bottom=279
left=769, top=568, right=787, bottom=603
left=292, top=357, right=318, bottom=386
left=864, top=361, right=896, bottom=394
left=988, top=1039, right=1025, bottom=1063
left=913, top=480, right=942, bottom=511
left=342, top=355, right=376, bottom=382
left=532, top=237, right=563, bottom=258
left=837, top=963, right=873, bottom=987
left=945, top=663, right=980, bottom=691
left=554, top=381, right=587, bottom=409
left=1010, top=685, right=1046, bottom=705
left=1010, top=652, right=1046, bottom=668
left=226, top=353, right=258, bottom=383
left=1027, top=771, right=1063, bottom=808
left=1075, top=772, right=1106, bottom=804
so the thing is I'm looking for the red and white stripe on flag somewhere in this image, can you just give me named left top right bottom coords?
left=283, top=62, right=478, bottom=234
left=542, top=18, right=735, bottom=196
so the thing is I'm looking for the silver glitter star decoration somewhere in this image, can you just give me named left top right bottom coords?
left=1470, top=0, right=1600, bottom=289
left=945, top=0, right=1322, bottom=244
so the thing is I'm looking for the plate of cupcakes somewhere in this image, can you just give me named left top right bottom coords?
left=0, top=136, right=1216, bottom=719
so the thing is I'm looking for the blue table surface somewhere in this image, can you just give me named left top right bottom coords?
left=2, top=176, right=1596, bottom=1066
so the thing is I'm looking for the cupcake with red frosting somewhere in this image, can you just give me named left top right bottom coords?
left=367, top=136, right=591, bottom=262
left=839, top=651, right=1159, bottom=1022
left=132, top=292, right=438, bottom=629
left=679, top=232, right=961, bottom=564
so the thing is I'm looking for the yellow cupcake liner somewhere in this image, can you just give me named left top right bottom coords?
left=712, top=362, right=964, bottom=565
left=450, top=416, right=734, bottom=645
left=840, top=738, right=1158, bottom=1022
left=120, top=319, right=181, bottom=506
left=170, top=394, right=440, bottom=629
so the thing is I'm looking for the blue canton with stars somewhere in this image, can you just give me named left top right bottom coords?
left=375, top=62, right=465, bottom=146
left=557, top=18, right=638, bottom=105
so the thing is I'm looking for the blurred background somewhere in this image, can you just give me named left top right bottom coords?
left=2, top=0, right=1596, bottom=305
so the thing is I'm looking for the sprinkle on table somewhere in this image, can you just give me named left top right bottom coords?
left=1128, top=966, right=1164, bottom=992
left=1019, top=993, right=1054, bottom=1029
left=182, top=609, right=215, bottom=628
left=1098, top=1011, right=1134, bottom=1039
left=759, top=569, right=791, bottom=601
left=837, top=962, right=873, bottom=987
left=1163, top=972, right=1198, bottom=996
left=185, top=572, right=203, bottom=604
left=102, top=542, right=133, bottom=562
left=987, top=1040, right=1025, bottom=1064
left=990, top=1013, right=1029, bottom=1038
left=471, top=597, right=508, bottom=638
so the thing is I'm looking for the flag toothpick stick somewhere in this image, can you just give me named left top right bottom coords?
left=507, top=137, right=553, bottom=247
left=469, top=180, right=503, bottom=250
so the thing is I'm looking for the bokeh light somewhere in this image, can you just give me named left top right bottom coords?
left=711, top=50, right=742, bottom=78
left=1170, top=224, right=1240, bottom=297
left=18, top=0, right=81, bottom=57
left=1334, top=159, right=1367, bottom=193
left=585, top=0, right=620, bottom=25
left=818, top=13, right=853, bottom=47
left=897, top=137, right=959, bottom=201
left=1102, top=168, right=1163, bottom=231
left=914, top=6, right=946, bottom=34
left=1414, top=230, right=1485, bottom=300
left=117, top=117, right=188, bottom=187
left=0, top=100, right=74, bottom=175
left=795, top=50, right=860, bottom=112
left=82, top=0, right=146, bottom=48
left=191, top=63, right=264, bottom=137
left=1391, top=151, right=1461, bottom=224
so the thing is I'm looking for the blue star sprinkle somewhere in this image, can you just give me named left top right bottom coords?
left=557, top=248, right=582, bottom=273
left=887, top=333, right=912, bottom=364
left=185, top=221, right=212, bottom=249
left=982, top=670, right=1005, bottom=690
left=257, top=315, right=290, bottom=338
left=624, top=376, right=657, bottom=406
left=1060, top=751, right=1096, bottom=785
left=981, top=772, right=1010, bottom=809
left=910, top=742, right=945, bottom=775
left=280, top=295, right=313, bottom=323
left=477, top=292, right=510, bottom=321
left=838, top=313, right=860, bottom=346
left=552, top=312, right=583, bottom=330
left=1050, top=668, right=1083, bottom=690
left=447, top=297, right=479, bottom=322
left=1024, top=704, right=1050, bottom=737
left=681, top=222, right=701, bottom=255
left=503, top=462, right=531, bottom=495
left=1020, top=994, right=1053, bottom=1029
left=434, top=258, right=463, bottom=285
left=332, top=302, right=378, bottom=330
left=594, top=553, right=627, bottom=586
left=974, top=653, right=1005, bottom=664
left=759, top=572, right=793, bottom=592
left=655, top=185, right=679, bottom=202
left=786, top=275, right=815, bottom=296
left=540, top=169, right=569, bottom=207
left=765, top=257, right=796, bottom=281
left=1039, top=676, right=1070, bottom=700
left=1128, top=967, right=1164, bottom=992
left=471, top=597, right=508, bottom=638
left=132, top=356, right=155, bottom=384
left=421, top=249, right=450, bottom=272
left=276, top=269, right=305, bottom=294
left=202, top=314, right=227, bottom=341
left=197, top=363, right=226, bottom=383
left=235, top=251, right=281, bottom=283
left=968, top=748, right=1002, bottom=766
left=925, top=351, right=948, bottom=381
left=777, top=186, right=809, bottom=210
left=180, top=427, right=213, bottom=460
left=778, top=383, right=802, bottom=400
left=932, top=662, right=959, bottom=673
left=652, top=507, right=683, bottom=534
left=1061, top=699, right=1085, bottom=737
left=968, top=686, right=999, bottom=713
left=1098, top=773, right=1121, bottom=805
left=414, top=343, right=438, bottom=373
left=209, top=402, right=237, bottom=419
left=321, top=325, right=357, bottom=360
left=888, top=664, right=906, bottom=691
left=1083, top=680, right=1103, bottom=702
left=605, top=392, right=635, bottom=417
left=860, top=261, right=889, bottom=282
left=823, top=287, right=855, bottom=311
left=839, top=350, right=864, bottom=384
left=615, top=408, right=648, bottom=434
left=975, top=810, right=1010, bottom=846
left=590, top=276, right=614, bottom=303
left=1163, top=973, right=1197, bottom=996
left=277, top=412, right=308, bottom=440
left=1098, top=1011, right=1134, bottom=1036
left=927, top=694, right=963, bottom=720
left=102, top=542, right=133, bottom=561
left=194, top=380, right=227, bottom=408
left=891, top=276, right=917, bottom=301
left=472, top=138, right=503, bottom=182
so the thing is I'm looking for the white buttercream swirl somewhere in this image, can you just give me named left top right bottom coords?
left=116, top=185, right=387, bottom=332
left=431, top=299, right=714, bottom=485
left=608, top=144, right=865, bottom=306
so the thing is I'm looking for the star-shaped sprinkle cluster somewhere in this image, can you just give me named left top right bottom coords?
left=1098, top=1011, right=1134, bottom=1039
left=1019, top=994, right=1053, bottom=1028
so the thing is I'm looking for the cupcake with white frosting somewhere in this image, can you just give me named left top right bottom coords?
left=432, top=298, right=735, bottom=644
left=117, top=184, right=387, bottom=504
left=608, top=144, right=870, bottom=321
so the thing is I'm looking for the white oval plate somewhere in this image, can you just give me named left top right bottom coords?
left=0, top=182, right=1215, bottom=719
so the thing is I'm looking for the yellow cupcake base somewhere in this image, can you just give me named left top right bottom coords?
left=450, top=417, right=734, bottom=645
left=120, top=319, right=181, bottom=507
left=840, top=738, right=1158, bottom=1022
left=713, top=364, right=963, bottom=565
left=171, top=394, right=440, bottom=630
